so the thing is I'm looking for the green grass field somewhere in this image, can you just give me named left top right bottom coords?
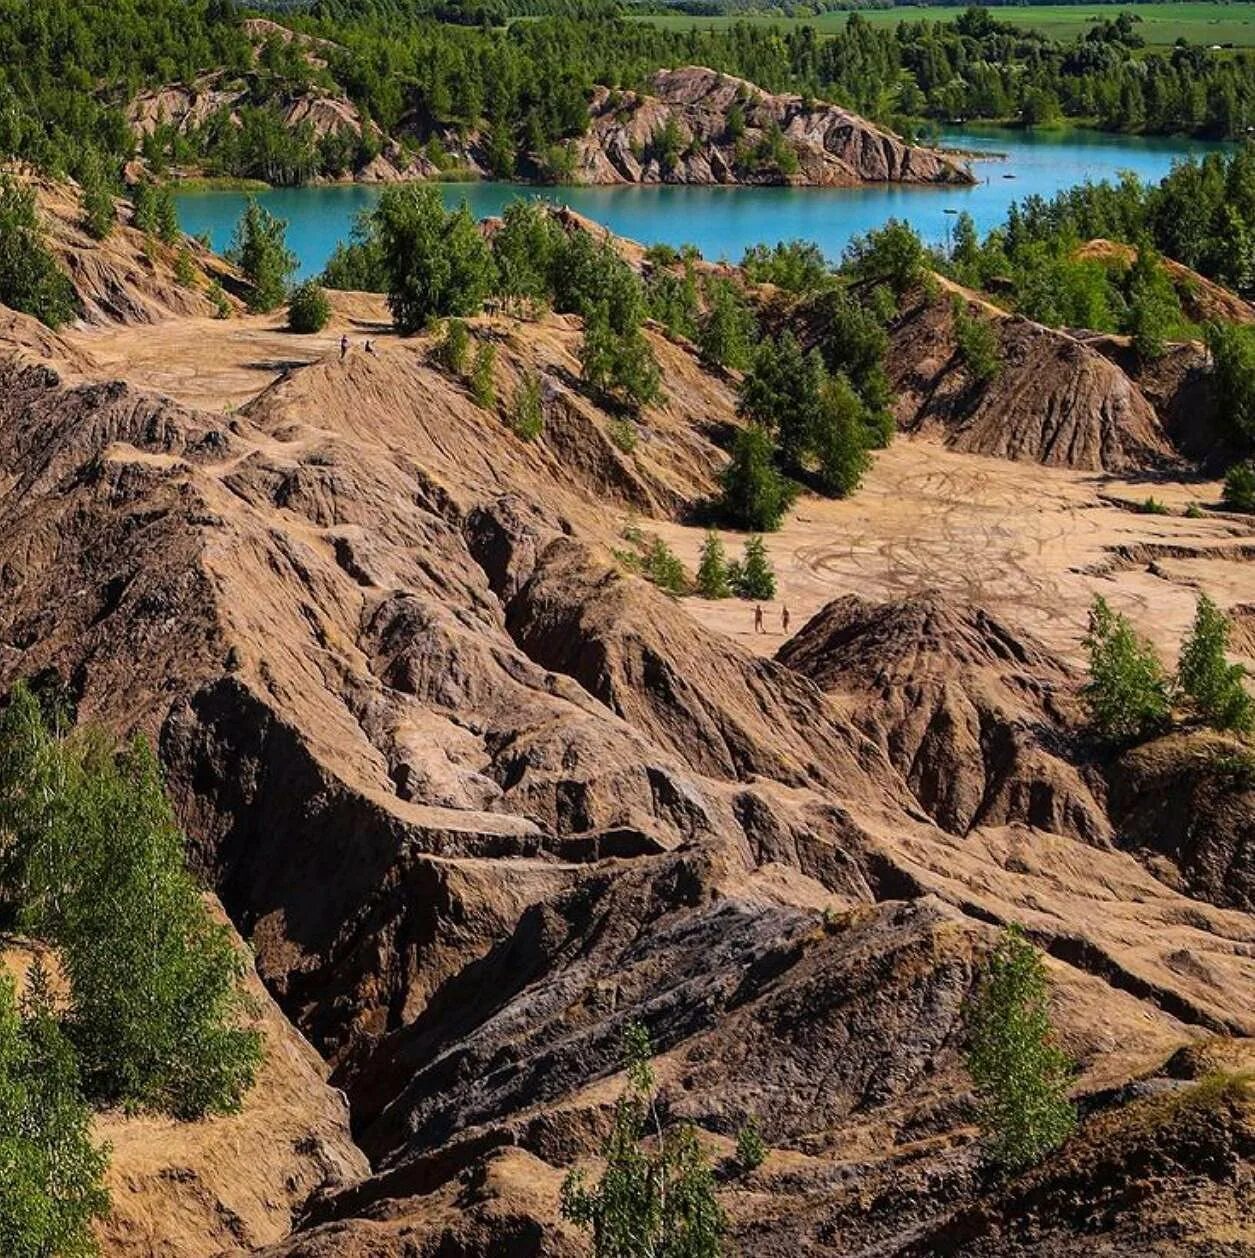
left=634, top=3, right=1255, bottom=49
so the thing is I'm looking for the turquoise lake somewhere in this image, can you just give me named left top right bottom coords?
left=175, top=128, right=1226, bottom=279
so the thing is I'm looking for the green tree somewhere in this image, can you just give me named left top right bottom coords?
left=643, top=537, right=687, bottom=594
left=174, top=246, right=197, bottom=288
left=964, top=925, right=1076, bottom=1172
left=813, top=373, right=872, bottom=497
left=0, top=176, right=76, bottom=330
left=512, top=367, right=544, bottom=440
left=698, top=278, right=756, bottom=371
left=320, top=210, right=387, bottom=293
left=133, top=182, right=178, bottom=245
left=227, top=197, right=295, bottom=313
left=286, top=280, right=330, bottom=333
left=738, top=332, right=826, bottom=473
left=735, top=535, right=776, bottom=600
left=1224, top=460, right=1255, bottom=512
left=843, top=219, right=926, bottom=294
left=375, top=185, right=495, bottom=334
left=440, top=317, right=471, bottom=375
left=492, top=199, right=561, bottom=316
left=0, top=965, right=110, bottom=1258
left=952, top=295, right=1001, bottom=383
left=470, top=341, right=497, bottom=409
left=79, top=154, right=115, bottom=241
left=1207, top=322, right=1255, bottom=448
left=1082, top=596, right=1172, bottom=742
left=560, top=1021, right=724, bottom=1258
left=1177, top=593, right=1254, bottom=733
left=696, top=530, right=731, bottom=599
left=719, top=425, right=793, bottom=533
left=1122, top=246, right=1180, bottom=360
left=579, top=302, right=660, bottom=410
left=0, top=688, right=263, bottom=1118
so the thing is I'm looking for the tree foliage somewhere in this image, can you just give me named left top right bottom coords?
left=719, top=424, right=794, bottom=533
left=228, top=197, right=295, bottom=313
left=0, top=176, right=76, bottom=330
left=1224, top=460, right=1255, bottom=513
left=964, top=925, right=1076, bottom=1173
left=696, top=530, right=731, bottom=600
left=735, top=535, right=776, bottom=600
left=1177, top=593, right=1254, bottom=734
left=0, top=965, right=109, bottom=1258
left=560, top=1020, right=724, bottom=1258
left=0, top=685, right=262, bottom=1119
left=1082, top=596, right=1172, bottom=743
left=1207, top=321, right=1255, bottom=450
left=287, top=279, right=330, bottom=333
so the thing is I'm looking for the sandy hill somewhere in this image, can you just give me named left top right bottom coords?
left=0, top=187, right=1253, bottom=1255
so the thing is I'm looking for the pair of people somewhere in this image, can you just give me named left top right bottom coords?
left=753, top=605, right=790, bottom=635
left=339, top=335, right=375, bottom=360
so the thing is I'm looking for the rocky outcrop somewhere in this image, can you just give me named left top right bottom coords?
left=776, top=594, right=1109, bottom=842
left=572, top=66, right=972, bottom=187
left=887, top=287, right=1180, bottom=472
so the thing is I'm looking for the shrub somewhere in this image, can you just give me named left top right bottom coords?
left=560, top=1021, right=724, bottom=1257
left=740, top=240, right=830, bottom=294
left=1082, top=596, right=1172, bottom=742
left=608, top=418, right=638, bottom=454
left=952, top=295, right=1001, bottom=383
left=470, top=341, right=497, bottom=409
left=1122, top=246, right=1180, bottom=361
left=79, top=155, right=115, bottom=241
left=736, top=535, right=776, bottom=600
left=440, top=317, right=471, bottom=374
left=579, top=303, right=661, bottom=410
left=1224, top=461, right=1255, bottom=513
left=0, top=686, right=263, bottom=1118
left=0, top=176, right=76, bottom=330
left=375, top=185, right=496, bottom=333
left=1135, top=495, right=1170, bottom=515
left=698, top=277, right=756, bottom=371
left=813, top=373, right=872, bottom=498
left=1206, top=322, right=1255, bottom=449
left=228, top=197, right=295, bottom=313
left=719, top=425, right=794, bottom=533
left=735, top=1117, right=766, bottom=1172
left=643, top=537, right=687, bottom=594
left=207, top=279, right=231, bottom=320
left=843, top=219, right=926, bottom=294
left=321, top=210, right=387, bottom=292
left=964, top=925, right=1076, bottom=1172
left=696, top=530, right=731, bottom=599
left=286, top=280, right=330, bottom=333
left=1177, top=594, right=1254, bottom=733
left=0, top=965, right=110, bottom=1258
left=493, top=200, right=562, bottom=317
left=512, top=368, right=544, bottom=440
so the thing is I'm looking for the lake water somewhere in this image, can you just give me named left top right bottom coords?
left=175, top=127, right=1226, bottom=279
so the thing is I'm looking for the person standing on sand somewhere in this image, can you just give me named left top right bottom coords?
left=754, top=605, right=764, bottom=634
left=340, top=334, right=348, bottom=361
left=781, top=605, right=790, bottom=635
left=365, top=339, right=375, bottom=355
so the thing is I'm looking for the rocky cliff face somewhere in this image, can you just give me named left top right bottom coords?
left=572, top=67, right=972, bottom=187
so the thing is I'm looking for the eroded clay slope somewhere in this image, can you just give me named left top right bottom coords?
left=776, top=594, right=1109, bottom=842
left=886, top=288, right=1179, bottom=473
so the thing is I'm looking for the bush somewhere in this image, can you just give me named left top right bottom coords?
left=512, top=368, right=544, bottom=440
left=1136, top=495, right=1170, bottom=515
left=228, top=197, right=295, bottom=313
left=964, top=925, right=1076, bottom=1172
left=608, top=418, right=638, bottom=454
left=696, top=530, right=731, bottom=599
left=698, top=277, right=756, bottom=371
left=740, top=240, right=830, bottom=293
left=735, top=1117, right=766, bottom=1172
left=0, top=965, right=110, bottom=1258
left=952, top=295, right=1001, bottom=383
left=0, top=686, right=263, bottom=1118
left=1206, top=322, right=1255, bottom=449
left=813, top=373, right=872, bottom=498
left=174, top=246, right=197, bottom=288
left=643, top=537, right=687, bottom=594
left=320, top=210, right=387, bottom=292
left=0, top=176, right=76, bottom=330
left=440, top=317, right=470, bottom=374
left=560, top=1022, right=724, bottom=1257
left=1224, top=461, right=1255, bottom=513
left=493, top=200, right=561, bottom=316
left=1122, top=246, right=1180, bottom=360
left=79, top=155, right=115, bottom=241
left=470, top=341, right=497, bottom=409
left=579, top=303, right=661, bottom=410
left=207, top=279, right=231, bottom=320
left=719, top=425, right=794, bottom=533
left=736, top=535, right=776, bottom=600
left=843, top=219, right=926, bottom=294
left=1082, top=596, right=1172, bottom=742
left=286, top=280, right=330, bottom=333
left=1177, top=594, right=1254, bottom=733
left=375, top=185, right=496, bottom=333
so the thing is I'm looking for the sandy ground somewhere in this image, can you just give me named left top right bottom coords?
left=63, top=299, right=1255, bottom=672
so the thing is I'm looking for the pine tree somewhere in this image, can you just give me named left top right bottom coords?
left=227, top=197, right=295, bottom=313
left=470, top=341, right=497, bottom=409
left=1177, top=593, right=1254, bottom=733
left=736, top=535, right=776, bottom=600
left=440, top=318, right=470, bottom=374
left=965, top=925, right=1076, bottom=1172
left=512, top=368, right=544, bottom=440
left=719, top=425, right=793, bottom=532
left=696, top=530, right=731, bottom=599
left=813, top=373, right=872, bottom=497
